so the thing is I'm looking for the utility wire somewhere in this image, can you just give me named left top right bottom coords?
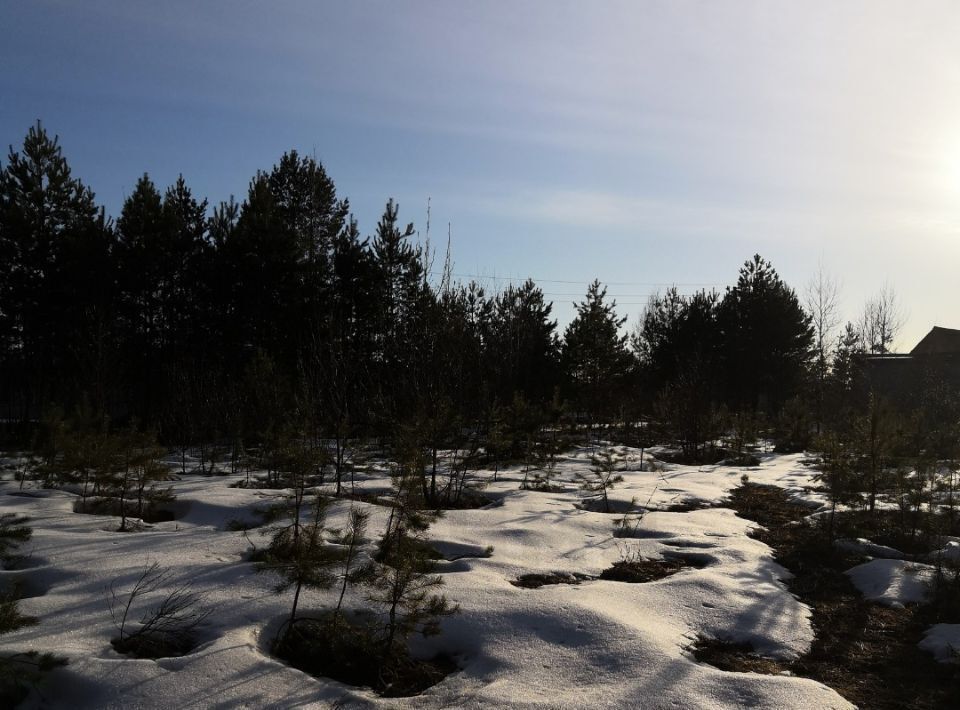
left=427, top=270, right=720, bottom=288
left=540, top=292, right=669, bottom=298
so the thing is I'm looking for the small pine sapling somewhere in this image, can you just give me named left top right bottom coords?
left=486, top=412, right=511, bottom=483
left=61, top=423, right=117, bottom=510
left=114, top=428, right=172, bottom=531
left=258, top=492, right=342, bottom=630
left=812, top=434, right=858, bottom=540
left=524, top=440, right=562, bottom=492
left=444, top=434, right=485, bottom=506
left=333, top=506, right=372, bottom=622
left=377, top=449, right=440, bottom=565
left=130, top=437, right=174, bottom=521
left=369, top=452, right=459, bottom=657
left=0, top=516, right=36, bottom=632
left=578, top=449, right=624, bottom=513
left=23, top=406, right=69, bottom=490
left=0, top=593, right=66, bottom=704
left=367, top=547, right=459, bottom=656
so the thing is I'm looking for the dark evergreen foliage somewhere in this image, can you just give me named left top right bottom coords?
left=0, top=123, right=832, bottom=464
left=0, top=121, right=99, bottom=420
left=717, top=254, right=814, bottom=413
left=562, top=280, right=634, bottom=422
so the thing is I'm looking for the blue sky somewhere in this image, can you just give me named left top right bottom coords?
left=4, top=0, right=960, bottom=348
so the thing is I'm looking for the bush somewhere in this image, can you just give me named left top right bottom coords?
left=272, top=613, right=456, bottom=697
left=109, top=562, right=209, bottom=658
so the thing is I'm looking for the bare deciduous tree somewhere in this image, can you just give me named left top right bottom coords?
left=859, top=282, right=905, bottom=354
left=109, top=562, right=209, bottom=657
left=805, top=263, right=840, bottom=433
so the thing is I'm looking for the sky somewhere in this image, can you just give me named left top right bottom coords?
left=3, top=0, right=960, bottom=349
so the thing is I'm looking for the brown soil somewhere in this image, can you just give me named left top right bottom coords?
left=513, top=555, right=707, bottom=588
left=690, top=637, right=789, bottom=675
left=664, top=499, right=713, bottom=513
left=511, top=572, right=593, bottom=588
left=693, top=483, right=960, bottom=709
left=599, top=556, right=705, bottom=583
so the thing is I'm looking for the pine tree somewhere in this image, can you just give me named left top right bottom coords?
left=717, top=255, right=813, bottom=414
left=222, top=174, right=301, bottom=364
left=116, top=174, right=210, bottom=380
left=577, top=449, right=625, bottom=513
left=826, top=322, right=865, bottom=435
left=115, top=174, right=168, bottom=418
left=266, top=151, right=349, bottom=374
left=633, top=288, right=722, bottom=456
left=258, top=442, right=340, bottom=628
left=369, top=450, right=458, bottom=655
left=49, top=210, right=117, bottom=418
left=161, top=176, right=211, bottom=353
left=0, top=122, right=98, bottom=417
left=561, top=280, right=633, bottom=424
left=370, top=199, right=431, bottom=420
left=487, top=280, right=560, bottom=407
left=371, top=198, right=422, bottom=358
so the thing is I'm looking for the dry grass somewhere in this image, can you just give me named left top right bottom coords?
left=599, top=557, right=704, bottom=583
left=510, top=572, right=593, bottom=588
left=703, top=483, right=960, bottom=710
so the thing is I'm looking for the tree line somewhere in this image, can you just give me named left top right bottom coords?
left=0, top=121, right=915, bottom=466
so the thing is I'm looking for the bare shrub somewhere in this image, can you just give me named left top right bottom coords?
left=109, top=562, right=209, bottom=658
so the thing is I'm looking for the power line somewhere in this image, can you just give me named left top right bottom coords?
left=427, top=270, right=721, bottom=288
left=541, top=292, right=661, bottom=298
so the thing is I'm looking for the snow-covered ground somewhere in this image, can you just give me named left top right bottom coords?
left=1, top=449, right=856, bottom=708
left=920, top=624, right=960, bottom=663
left=844, top=558, right=935, bottom=608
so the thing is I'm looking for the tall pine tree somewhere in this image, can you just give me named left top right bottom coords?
left=717, top=254, right=813, bottom=414
left=0, top=122, right=99, bottom=418
left=562, top=280, right=633, bottom=423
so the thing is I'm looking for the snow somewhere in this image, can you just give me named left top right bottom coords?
left=919, top=624, right=960, bottom=663
left=844, top=559, right=935, bottom=606
left=834, top=538, right=905, bottom=560
left=0, top=450, right=852, bottom=709
left=928, top=540, right=960, bottom=564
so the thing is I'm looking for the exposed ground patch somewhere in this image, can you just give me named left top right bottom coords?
left=690, top=636, right=789, bottom=675
left=696, top=483, right=960, bottom=709
left=72, top=498, right=177, bottom=524
left=664, top=499, right=715, bottom=513
left=272, top=616, right=458, bottom=697
left=599, top=555, right=708, bottom=583
left=511, top=571, right=593, bottom=588
left=512, top=553, right=709, bottom=588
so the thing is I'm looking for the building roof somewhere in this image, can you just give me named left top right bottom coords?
left=910, top=326, right=960, bottom=355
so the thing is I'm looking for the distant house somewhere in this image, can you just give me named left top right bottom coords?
left=910, top=326, right=960, bottom=356
left=862, top=326, right=960, bottom=407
